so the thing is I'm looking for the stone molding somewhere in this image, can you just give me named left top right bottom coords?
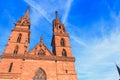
left=54, top=33, right=69, bottom=37
left=1, top=54, right=75, bottom=62
left=0, top=73, right=21, bottom=79
left=12, top=28, right=30, bottom=33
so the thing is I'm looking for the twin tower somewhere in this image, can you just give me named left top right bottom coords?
left=0, top=7, right=78, bottom=80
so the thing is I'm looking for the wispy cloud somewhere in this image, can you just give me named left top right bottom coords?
left=24, top=0, right=120, bottom=80
left=24, top=0, right=51, bottom=23
left=24, top=0, right=74, bottom=24
left=71, top=11, right=120, bottom=80
left=62, top=0, right=73, bottom=23
left=71, top=35, right=87, bottom=47
left=24, top=0, right=74, bottom=50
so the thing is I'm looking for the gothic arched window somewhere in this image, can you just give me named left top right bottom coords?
left=60, top=38, right=65, bottom=47
left=33, top=68, right=46, bottom=80
left=62, top=49, right=67, bottom=57
left=17, top=33, right=22, bottom=43
left=13, top=46, right=18, bottom=54
left=38, top=49, right=45, bottom=55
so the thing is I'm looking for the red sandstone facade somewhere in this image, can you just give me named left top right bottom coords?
left=0, top=7, right=78, bottom=80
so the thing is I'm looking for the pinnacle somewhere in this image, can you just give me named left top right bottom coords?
left=55, top=11, right=58, bottom=20
left=23, top=6, right=30, bottom=19
left=40, top=36, right=43, bottom=42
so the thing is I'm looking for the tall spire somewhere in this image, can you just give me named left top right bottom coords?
left=15, top=6, right=30, bottom=26
left=23, top=6, right=30, bottom=19
left=55, top=11, right=59, bottom=20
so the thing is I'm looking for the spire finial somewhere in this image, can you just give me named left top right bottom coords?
left=23, top=6, right=30, bottom=19
left=40, top=36, right=43, bottom=42
left=55, top=11, right=59, bottom=20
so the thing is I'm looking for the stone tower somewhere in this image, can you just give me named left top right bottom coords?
left=5, top=7, right=30, bottom=55
left=0, top=7, right=78, bottom=80
left=51, top=11, right=77, bottom=80
left=51, top=11, right=72, bottom=57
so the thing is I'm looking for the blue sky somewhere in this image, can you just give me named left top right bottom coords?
left=0, top=0, right=120, bottom=80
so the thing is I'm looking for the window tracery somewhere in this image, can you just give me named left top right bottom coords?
left=33, top=68, right=46, bottom=80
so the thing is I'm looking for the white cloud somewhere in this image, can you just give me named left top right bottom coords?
left=24, top=0, right=73, bottom=25
left=24, top=0, right=51, bottom=23
left=71, top=35, right=88, bottom=47
left=62, top=0, right=73, bottom=23
left=24, top=0, right=74, bottom=51
left=71, top=12, right=120, bottom=80
left=24, top=0, right=120, bottom=80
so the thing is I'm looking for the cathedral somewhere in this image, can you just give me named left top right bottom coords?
left=0, top=7, right=78, bottom=80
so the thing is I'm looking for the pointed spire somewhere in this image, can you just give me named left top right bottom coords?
left=23, top=6, right=30, bottom=19
left=40, top=36, right=43, bottom=42
left=15, top=6, right=30, bottom=26
left=55, top=11, right=59, bottom=20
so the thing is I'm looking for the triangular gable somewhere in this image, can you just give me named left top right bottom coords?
left=29, top=41, right=53, bottom=56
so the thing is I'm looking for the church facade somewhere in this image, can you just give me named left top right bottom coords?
left=0, top=7, right=78, bottom=80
